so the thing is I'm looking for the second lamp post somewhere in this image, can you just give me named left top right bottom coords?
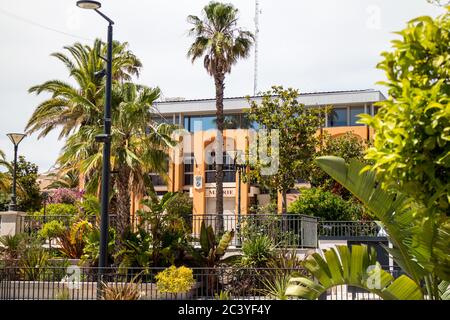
left=6, top=133, right=26, bottom=211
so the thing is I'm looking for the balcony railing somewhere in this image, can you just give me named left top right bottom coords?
left=318, top=221, right=386, bottom=240
left=19, top=215, right=387, bottom=248
left=187, top=214, right=319, bottom=248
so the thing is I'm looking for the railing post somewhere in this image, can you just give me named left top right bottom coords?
left=0, top=210, right=26, bottom=236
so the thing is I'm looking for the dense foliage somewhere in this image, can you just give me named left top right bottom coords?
left=13, top=156, right=42, bottom=212
left=288, top=188, right=365, bottom=220
left=311, top=132, right=367, bottom=196
left=245, top=86, right=326, bottom=212
left=359, top=10, right=450, bottom=213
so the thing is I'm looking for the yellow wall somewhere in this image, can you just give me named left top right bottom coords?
left=130, top=125, right=372, bottom=217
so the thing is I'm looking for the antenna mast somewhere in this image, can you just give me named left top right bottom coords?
left=253, top=0, right=260, bottom=96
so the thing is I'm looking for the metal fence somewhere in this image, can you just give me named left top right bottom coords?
left=18, top=215, right=389, bottom=247
left=19, top=213, right=319, bottom=248
left=318, top=221, right=385, bottom=240
left=188, top=214, right=318, bottom=248
left=0, top=265, right=404, bottom=300
left=21, top=214, right=118, bottom=235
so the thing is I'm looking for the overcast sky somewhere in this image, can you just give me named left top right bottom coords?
left=0, top=0, right=445, bottom=172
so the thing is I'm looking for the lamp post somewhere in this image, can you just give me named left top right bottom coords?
left=6, top=133, right=26, bottom=211
left=76, top=0, right=114, bottom=297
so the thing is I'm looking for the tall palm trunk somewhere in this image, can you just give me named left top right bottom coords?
left=115, top=166, right=131, bottom=236
left=214, top=73, right=225, bottom=233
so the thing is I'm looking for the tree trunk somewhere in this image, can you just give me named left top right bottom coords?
left=115, top=166, right=131, bottom=237
left=282, top=190, right=287, bottom=214
left=214, top=73, right=225, bottom=233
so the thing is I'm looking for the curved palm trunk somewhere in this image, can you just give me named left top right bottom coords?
left=115, top=166, right=131, bottom=237
left=214, top=73, right=225, bottom=233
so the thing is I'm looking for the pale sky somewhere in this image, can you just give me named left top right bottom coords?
left=0, top=0, right=445, bottom=172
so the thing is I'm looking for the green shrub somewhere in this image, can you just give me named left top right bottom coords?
left=32, top=203, right=78, bottom=217
left=19, top=240, right=49, bottom=280
left=288, top=188, right=364, bottom=221
left=241, top=235, right=275, bottom=267
left=165, top=192, right=193, bottom=220
left=38, top=220, right=66, bottom=240
left=0, top=233, right=27, bottom=260
left=155, top=265, right=196, bottom=294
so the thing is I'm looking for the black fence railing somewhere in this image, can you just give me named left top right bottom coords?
left=21, top=214, right=118, bottom=235
left=0, top=265, right=404, bottom=300
left=318, top=221, right=385, bottom=240
left=187, top=214, right=318, bottom=248
left=19, top=215, right=388, bottom=246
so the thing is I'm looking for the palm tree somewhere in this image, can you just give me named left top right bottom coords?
left=45, top=170, right=80, bottom=190
left=187, top=1, right=254, bottom=229
left=26, top=39, right=142, bottom=139
left=58, top=83, right=175, bottom=236
left=0, top=149, right=12, bottom=193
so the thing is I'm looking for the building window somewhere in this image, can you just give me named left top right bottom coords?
left=183, top=114, right=259, bottom=132
left=350, top=106, right=365, bottom=126
left=184, top=153, right=194, bottom=185
left=149, top=173, right=166, bottom=186
left=328, top=108, right=348, bottom=127
left=205, top=152, right=236, bottom=183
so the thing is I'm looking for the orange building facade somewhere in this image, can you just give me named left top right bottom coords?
left=132, top=89, right=385, bottom=217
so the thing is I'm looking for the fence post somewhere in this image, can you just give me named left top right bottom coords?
left=0, top=210, right=26, bottom=236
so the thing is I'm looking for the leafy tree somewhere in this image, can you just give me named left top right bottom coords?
left=187, top=1, right=254, bottom=228
left=245, top=86, right=326, bottom=213
left=135, top=191, right=191, bottom=267
left=26, top=39, right=142, bottom=140
left=45, top=171, right=79, bottom=190
left=164, top=191, right=193, bottom=228
left=58, top=83, right=175, bottom=235
left=288, top=187, right=365, bottom=221
left=14, top=156, right=42, bottom=212
left=311, top=131, right=367, bottom=199
left=359, top=10, right=450, bottom=213
left=426, top=0, right=450, bottom=7
left=0, top=149, right=11, bottom=194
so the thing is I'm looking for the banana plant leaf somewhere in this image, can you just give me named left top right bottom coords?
left=286, top=245, right=423, bottom=300
left=314, top=156, right=426, bottom=285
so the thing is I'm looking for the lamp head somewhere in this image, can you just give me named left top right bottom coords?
left=6, top=133, right=26, bottom=146
left=76, top=0, right=101, bottom=10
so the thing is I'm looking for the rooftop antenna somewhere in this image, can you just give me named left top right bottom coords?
left=253, top=0, right=261, bottom=96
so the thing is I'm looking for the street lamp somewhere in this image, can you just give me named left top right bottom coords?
left=6, top=133, right=26, bottom=211
left=228, top=150, right=247, bottom=246
left=77, top=0, right=114, bottom=296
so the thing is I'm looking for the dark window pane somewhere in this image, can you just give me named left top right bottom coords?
left=224, top=171, right=236, bottom=182
left=184, top=174, right=193, bottom=185
left=328, top=108, right=347, bottom=127
left=183, top=116, right=190, bottom=131
left=223, top=114, right=240, bottom=129
left=206, top=171, right=216, bottom=183
left=150, top=174, right=165, bottom=186
left=374, top=106, right=380, bottom=115
left=350, top=107, right=365, bottom=126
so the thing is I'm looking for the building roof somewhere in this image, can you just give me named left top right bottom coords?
left=154, top=89, right=386, bottom=115
left=157, top=89, right=384, bottom=104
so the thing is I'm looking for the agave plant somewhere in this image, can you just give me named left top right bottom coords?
left=102, top=276, right=142, bottom=300
left=286, top=244, right=423, bottom=300
left=292, top=156, right=450, bottom=300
